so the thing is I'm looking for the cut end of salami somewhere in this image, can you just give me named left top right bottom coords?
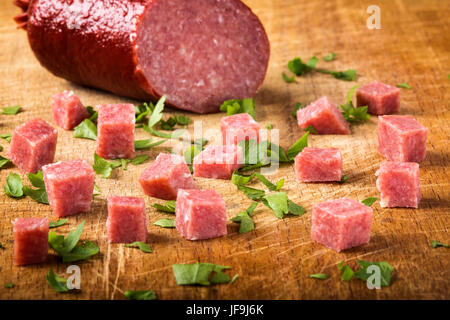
left=135, top=0, right=270, bottom=113
left=21, top=0, right=270, bottom=113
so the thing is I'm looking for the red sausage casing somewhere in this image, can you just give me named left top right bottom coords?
left=14, top=0, right=270, bottom=113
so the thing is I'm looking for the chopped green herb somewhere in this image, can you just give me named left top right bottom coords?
left=2, top=106, right=21, bottom=115
left=219, top=98, right=256, bottom=119
left=148, top=95, right=166, bottom=128
left=93, top=184, right=101, bottom=198
left=431, top=240, right=449, bottom=248
left=134, top=138, right=167, bottom=150
left=27, top=171, right=45, bottom=189
left=310, top=273, right=328, bottom=280
left=237, top=185, right=265, bottom=200
left=231, top=171, right=256, bottom=186
left=262, top=192, right=289, bottom=219
left=4, top=172, right=24, bottom=198
left=396, top=82, right=411, bottom=89
left=266, top=123, right=273, bottom=130
left=322, top=52, right=336, bottom=62
left=0, top=155, right=10, bottom=169
left=46, top=269, right=69, bottom=293
left=361, top=197, right=377, bottom=207
left=3, top=282, right=14, bottom=288
left=287, top=132, right=309, bottom=160
left=231, top=202, right=258, bottom=234
left=287, top=200, right=306, bottom=216
left=23, top=186, right=49, bottom=204
left=48, top=221, right=99, bottom=262
left=93, top=152, right=118, bottom=178
left=0, top=134, right=12, bottom=143
left=317, top=68, right=357, bottom=81
left=230, top=274, right=239, bottom=284
left=255, top=173, right=284, bottom=191
left=125, top=242, right=152, bottom=253
left=354, top=260, right=394, bottom=287
left=282, top=72, right=296, bottom=83
left=152, top=200, right=176, bottom=213
left=154, top=218, right=175, bottom=228
left=287, top=56, right=356, bottom=81
left=303, top=125, right=318, bottom=134
left=0, top=242, right=2, bottom=249
left=184, top=143, right=203, bottom=166
left=135, top=102, right=153, bottom=123
left=124, top=290, right=157, bottom=300
left=131, top=155, right=149, bottom=165
left=291, top=102, right=305, bottom=118
left=337, top=261, right=355, bottom=281
left=49, top=219, right=68, bottom=229
left=339, top=174, right=348, bottom=184
left=73, top=119, right=97, bottom=141
left=339, top=85, right=370, bottom=124
left=143, top=124, right=186, bottom=139
left=172, top=262, right=231, bottom=286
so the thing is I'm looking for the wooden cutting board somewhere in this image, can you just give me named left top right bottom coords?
left=0, top=0, right=448, bottom=300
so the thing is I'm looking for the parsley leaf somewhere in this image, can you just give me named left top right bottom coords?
left=0, top=134, right=12, bottom=143
left=431, top=240, right=449, bottom=248
left=337, top=261, right=355, bottom=281
left=73, top=119, right=97, bottom=141
left=231, top=202, right=258, bottom=234
left=287, top=200, right=306, bottom=216
left=4, top=172, right=24, bottom=198
left=134, top=138, right=167, bottom=150
left=262, top=192, right=289, bottom=219
left=4, top=282, right=14, bottom=288
left=61, top=241, right=99, bottom=263
left=396, top=82, right=411, bottom=89
left=354, top=260, right=394, bottom=287
left=2, top=106, right=21, bottom=115
left=230, top=274, right=239, bottom=284
left=154, top=219, right=175, bottom=228
left=125, top=242, right=152, bottom=253
left=282, top=72, right=296, bottom=83
left=361, top=197, right=377, bottom=207
left=93, top=152, right=120, bottom=178
left=172, top=263, right=231, bottom=286
left=219, top=98, right=256, bottom=119
left=266, top=123, right=273, bottom=130
left=303, top=125, right=318, bottom=134
left=49, top=219, right=68, bottom=228
left=322, top=52, right=336, bottom=62
left=46, top=269, right=69, bottom=293
left=124, top=290, right=157, bottom=300
left=287, top=56, right=356, bottom=81
left=287, top=132, right=309, bottom=160
left=310, top=273, right=328, bottom=280
left=23, top=186, right=49, bottom=204
left=148, top=95, right=166, bottom=128
left=27, top=171, right=45, bottom=189
left=237, top=185, right=265, bottom=200
left=339, top=85, right=370, bottom=124
left=152, top=200, right=176, bottom=213
left=131, top=155, right=149, bottom=165
left=339, top=174, right=348, bottom=184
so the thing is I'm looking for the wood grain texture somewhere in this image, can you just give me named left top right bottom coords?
left=0, top=0, right=449, bottom=300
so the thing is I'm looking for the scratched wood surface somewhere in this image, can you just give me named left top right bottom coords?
left=0, top=0, right=449, bottom=300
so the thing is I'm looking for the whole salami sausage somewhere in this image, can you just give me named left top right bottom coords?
left=13, top=0, right=270, bottom=113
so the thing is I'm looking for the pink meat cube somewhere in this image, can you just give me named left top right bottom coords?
left=8, top=118, right=58, bottom=173
left=193, top=145, right=243, bottom=179
left=357, top=81, right=400, bottom=115
left=378, top=115, right=427, bottom=162
left=106, top=196, right=147, bottom=243
left=13, top=217, right=49, bottom=266
left=311, top=198, right=373, bottom=252
left=220, top=113, right=261, bottom=145
left=96, top=104, right=135, bottom=159
left=139, top=153, right=197, bottom=200
left=375, top=161, right=421, bottom=208
left=52, top=90, right=90, bottom=130
left=175, top=189, right=227, bottom=240
left=297, top=96, right=350, bottom=135
left=294, top=147, right=343, bottom=182
left=43, top=159, right=95, bottom=217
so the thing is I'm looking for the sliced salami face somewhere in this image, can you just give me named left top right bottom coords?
left=16, top=0, right=270, bottom=113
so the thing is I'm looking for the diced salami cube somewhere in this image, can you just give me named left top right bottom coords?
left=96, top=104, right=135, bottom=159
left=220, top=113, right=261, bottom=145
left=175, top=189, right=227, bottom=241
left=13, top=217, right=49, bottom=266
left=106, top=196, right=147, bottom=243
left=356, top=81, right=400, bottom=115
left=52, top=90, right=90, bottom=130
left=8, top=118, right=58, bottom=173
left=311, top=198, right=373, bottom=252
left=43, top=159, right=95, bottom=217
left=375, top=161, right=421, bottom=208
left=294, top=147, right=343, bottom=182
left=297, top=96, right=350, bottom=135
left=139, top=153, right=197, bottom=200
left=378, top=115, right=427, bottom=162
left=193, top=145, right=243, bottom=180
